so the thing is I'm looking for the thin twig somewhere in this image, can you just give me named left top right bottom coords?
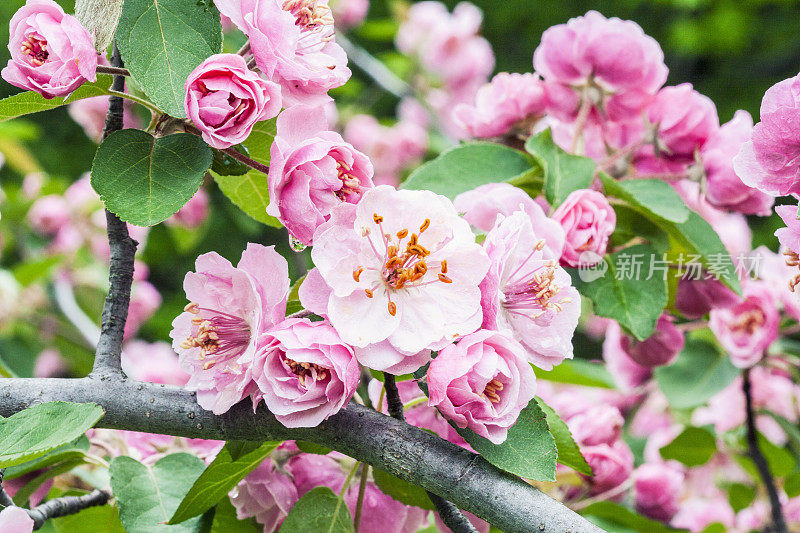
left=382, top=373, right=478, bottom=533
left=743, top=368, right=788, bottom=533
left=353, top=463, right=368, bottom=532
left=26, top=489, right=111, bottom=530
left=221, top=146, right=270, bottom=174
left=237, top=41, right=251, bottom=56
left=96, top=65, right=130, bottom=77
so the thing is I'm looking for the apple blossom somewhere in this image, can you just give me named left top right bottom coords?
left=230, top=459, right=298, bottom=531
left=626, top=314, right=684, bottom=368
left=286, top=452, right=346, bottom=496
left=581, top=440, right=634, bottom=495
left=344, top=481, right=428, bottom=533
left=602, top=320, right=652, bottom=391
left=167, top=188, right=210, bottom=229
left=634, top=463, right=684, bottom=521
left=567, top=404, right=624, bottom=447
left=0, top=505, right=34, bottom=533
left=550, top=189, right=616, bottom=268
left=671, top=497, right=736, bottom=532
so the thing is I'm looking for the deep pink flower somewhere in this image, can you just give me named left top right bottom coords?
left=701, top=110, right=773, bottom=215
left=185, top=53, right=281, bottom=149
left=675, top=277, right=739, bottom=319
left=567, top=405, right=624, bottom=447
left=733, top=74, right=800, bottom=197
left=230, top=459, right=298, bottom=532
left=602, top=320, right=652, bottom=391
left=2, top=0, right=97, bottom=98
left=709, top=281, right=779, bottom=368
left=286, top=453, right=346, bottom=496
left=121, top=340, right=188, bottom=386
left=626, top=314, right=684, bottom=368
left=167, top=188, right=209, bottom=229
left=550, top=189, right=616, bottom=268
left=0, top=505, right=34, bottom=533
left=250, top=318, right=360, bottom=428
left=634, top=463, right=684, bottom=522
left=427, top=329, right=537, bottom=444
left=170, top=244, right=289, bottom=414
left=533, top=10, right=667, bottom=122
left=267, top=104, right=375, bottom=246
left=581, top=440, right=634, bottom=495
left=454, top=72, right=548, bottom=139
left=480, top=210, right=579, bottom=369
left=310, top=186, right=489, bottom=358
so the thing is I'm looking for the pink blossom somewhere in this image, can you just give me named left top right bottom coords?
left=170, top=244, right=289, bottom=414
left=2, top=0, right=97, bottom=98
left=167, top=188, right=209, bottom=229
left=0, top=505, right=34, bottom=533
left=671, top=497, right=735, bottom=532
left=775, top=204, right=800, bottom=254
left=184, top=53, right=281, bottom=149
left=480, top=210, right=579, bottom=369
left=454, top=72, right=548, bottom=139
left=675, top=277, right=739, bottom=319
left=701, top=110, right=773, bottom=215
left=534, top=11, right=667, bottom=122
left=345, top=481, right=428, bottom=533
left=33, top=348, right=66, bottom=377
left=550, top=189, right=616, bottom=268
left=634, top=463, right=684, bottom=522
left=310, top=186, right=489, bottom=358
left=286, top=453, right=346, bottom=496
left=250, top=318, right=360, bottom=427
left=230, top=459, right=298, bottom=532
left=581, top=440, right=634, bottom=495
left=27, top=194, right=70, bottom=235
left=267, top=105, right=375, bottom=246
left=733, top=74, right=800, bottom=197
left=602, top=320, right=652, bottom=391
left=2, top=472, right=52, bottom=507
left=626, top=314, right=684, bottom=368
left=567, top=405, right=624, bottom=447
left=427, top=329, right=537, bottom=444
left=367, top=378, right=453, bottom=441
left=331, top=0, right=369, bottom=28
left=709, top=280, right=779, bottom=368
left=123, top=280, right=162, bottom=341
left=121, top=340, right=188, bottom=386
left=68, top=95, right=140, bottom=142
left=756, top=244, right=800, bottom=320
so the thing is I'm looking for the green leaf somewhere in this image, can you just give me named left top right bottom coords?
left=13, top=459, right=86, bottom=505
left=4, top=436, right=90, bottom=480
left=659, top=427, right=716, bottom=467
left=53, top=505, right=126, bottom=533
left=534, top=397, right=592, bottom=476
left=212, top=119, right=282, bottom=227
left=116, top=0, right=222, bottom=117
left=785, top=472, right=800, bottom=498
left=455, top=398, right=557, bottom=482
left=524, top=129, right=595, bottom=207
left=0, top=75, right=114, bottom=123
left=655, top=338, right=740, bottom=409
left=534, top=359, right=615, bottom=389
left=600, top=173, right=690, bottom=223
left=12, top=255, right=64, bottom=286
left=610, top=205, right=670, bottom=252
left=280, top=487, right=354, bottom=533
left=295, top=441, right=332, bottom=455
left=169, top=441, right=280, bottom=524
left=209, top=498, right=259, bottom=533
left=726, top=483, right=756, bottom=513
left=0, top=402, right=103, bottom=468
left=571, top=244, right=668, bottom=340
left=372, top=468, right=434, bottom=510
left=580, top=501, right=685, bottom=533
left=110, top=453, right=206, bottom=533
left=91, top=130, right=212, bottom=226
left=401, top=142, right=540, bottom=200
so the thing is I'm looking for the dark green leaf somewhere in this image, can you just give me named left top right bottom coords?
left=116, top=0, right=222, bottom=116
left=53, top=505, right=126, bottom=533
left=580, top=501, right=685, bottom=533
left=212, top=145, right=250, bottom=177
left=0, top=75, right=114, bottom=123
left=372, top=468, right=434, bottom=510
left=402, top=142, right=540, bottom=200
left=280, top=487, right=354, bottom=533
left=659, top=427, right=716, bottom=467
left=534, top=359, right=615, bottom=389
left=295, top=441, right=333, bottom=455
left=534, top=397, right=591, bottom=476
left=525, top=129, right=595, bottom=207
left=91, top=130, right=211, bottom=226
left=0, top=402, right=103, bottom=468
left=169, top=441, right=280, bottom=524
left=600, top=173, right=690, bottom=223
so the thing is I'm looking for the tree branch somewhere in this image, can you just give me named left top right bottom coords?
left=743, top=369, right=788, bottom=533
left=0, top=377, right=604, bottom=533
left=27, top=489, right=111, bottom=530
left=92, top=42, right=138, bottom=378
left=96, top=65, right=130, bottom=77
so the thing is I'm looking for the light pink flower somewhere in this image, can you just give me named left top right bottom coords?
left=626, top=314, right=684, bottom=368
left=756, top=244, right=800, bottom=320
left=434, top=511, right=490, bottom=533
left=68, top=95, right=140, bottom=142
left=310, top=185, right=489, bottom=358
left=167, top=188, right=209, bottom=229
left=550, top=189, right=615, bottom=268
left=775, top=204, right=800, bottom=254
left=331, top=0, right=369, bottom=28
left=733, top=74, right=800, bottom=197
left=286, top=452, right=346, bottom=496
left=184, top=53, right=281, bottom=149
left=581, top=440, right=634, bottom=495
left=602, top=320, right=652, bottom=391
left=230, top=459, right=298, bottom=532
left=671, top=497, right=735, bottom=532
left=0, top=505, right=34, bottom=533
left=427, top=329, right=537, bottom=444
left=709, top=280, right=779, bottom=368
left=454, top=72, right=548, bottom=139
left=250, top=318, right=359, bottom=428
left=2, top=0, right=97, bottom=98
left=33, top=348, right=66, bottom=378
left=701, top=110, right=773, bottom=215
left=634, top=463, right=684, bottom=522
left=480, top=210, right=579, bottom=369
left=27, top=194, right=70, bottom=235
left=170, top=244, right=289, bottom=414
left=367, top=378, right=453, bottom=441
left=567, top=405, right=624, bottom=447
left=344, top=481, right=428, bottom=533
left=123, top=280, right=161, bottom=341
left=121, top=340, right=188, bottom=386
left=533, top=10, right=667, bottom=122
left=267, top=105, right=375, bottom=246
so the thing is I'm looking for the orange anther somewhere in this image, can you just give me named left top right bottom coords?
left=353, top=267, right=364, bottom=282
left=419, top=219, right=430, bottom=233
left=388, top=301, right=397, bottom=316
left=440, top=260, right=448, bottom=274
left=373, top=213, right=383, bottom=224
left=365, top=289, right=374, bottom=298
left=438, top=274, right=453, bottom=283
left=397, top=229, right=408, bottom=239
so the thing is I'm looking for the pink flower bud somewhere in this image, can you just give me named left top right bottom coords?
left=567, top=405, right=624, bottom=447
left=33, top=348, right=67, bottom=378
left=331, top=0, right=369, bottom=29
left=602, top=321, right=652, bottom=391
left=581, top=440, right=634, bottom=495
left=230, top=459, right=298, bottom=532
left=344, top=481, right=428, bottom=533
left=427, top=330, right=537, bottom=444
left=2, top=0, right=98, bottom=98
left=627, top=314, right=684, bottom=368
left=123, top=280, right=162, bottom=341
left=633, top=463, right=684, bottom=521
left=550, top=189, right=616, bottom=268
left=184, top=53, right=281, bottom=149
left=167, top=188, right=209, bottom=229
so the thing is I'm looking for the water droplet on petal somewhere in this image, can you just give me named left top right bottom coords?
left=289, top=234, right=307, bottom=252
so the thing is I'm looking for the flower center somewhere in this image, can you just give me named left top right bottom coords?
left=180, top=303, right=251, bottom=370
left=784, top=250, right=800, bottom=292
left=21, top=35, right=48, bottom=66
left=483, top=378, right=504, bottom=404
left=502, top=240, right=572, bottom=318
left=283, top=355, right=328, bottom=387
left=283, top=0, right=334, bottom=35
left=352, top=214, right=453, bottom=316
left=730, top=309, right=766, bottom=336
left=335, top=160, right=361, bottom=201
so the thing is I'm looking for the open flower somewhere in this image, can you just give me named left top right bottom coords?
left=427, top=329, right=537, bottom=444
left=250, top=318, right=360, bottom=428
left=2, top=0, right=97, bottom=98
left=267, top=105, right=374, bottom=245
left=310, top=186, right=489, bottom=359
left=170, top=244, right=289, bottom=414
left=480, top=210, right=579, bottom=369
left=230, top=459, right=298, bottom=532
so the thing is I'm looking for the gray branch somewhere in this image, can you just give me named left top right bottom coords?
left=0, top=377, right=604, bottom=533
left=27, top=489, right=111, bottom=530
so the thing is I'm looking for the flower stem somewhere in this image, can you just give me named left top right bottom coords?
left=353, top=463, right=369, bottom=532
left=107, top=90, right=161, bottom=115
left=97, top=65, right=130, bottom=77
